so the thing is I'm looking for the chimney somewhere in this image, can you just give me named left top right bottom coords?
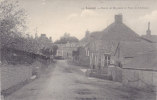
left=146, top=22, right=151, bottom=36
left=115, top=14, right=123, bottom=23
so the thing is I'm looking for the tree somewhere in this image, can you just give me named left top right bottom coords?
left=52, top=45, right=58, bottom=56
left=54, top=34, right=79, bottom=44
left=40, top=45, right=58, bottom=57
left=0, top=0, right=27, bottom=48
left=41, top=48, right=52, bottom=56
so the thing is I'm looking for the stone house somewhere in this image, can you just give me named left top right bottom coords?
left=114, top=41, right=156, bottom=65
left=89, top=40, right=116, bottom=73
left=88, top=14, right=143, bottom=72
left=107, top=41, right=156, bottom=82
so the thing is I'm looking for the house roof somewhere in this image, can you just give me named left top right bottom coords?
left=141, top=35, right=157, bottom=43
left=119, top=41, right=157, bottom=58
left=80, top=31, right=101, bottom=42
left=81, top=15, right=155, bottom=57
left=84, top=14, right=143, bottom=52
left=123, top=51, right=157, bottom=71
left=85, top=21, right=141, bottom=44
left=99, top=22, right=141, bottom=42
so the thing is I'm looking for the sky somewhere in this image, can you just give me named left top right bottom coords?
left=18, top=0, right=157, bottom=41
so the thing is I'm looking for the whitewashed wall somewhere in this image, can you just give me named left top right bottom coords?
left=122, top=69, right=157, bottom=91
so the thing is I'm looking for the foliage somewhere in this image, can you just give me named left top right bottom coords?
left=40, top=45, right=58, bottom=56
left=0, top=0, right=55, bottom=57
left=0, top=0, right=27, bottom=48
left=0, top=0, right=42, bottom=53
left=41, top=48, right=52, bottom=56
left=52, top=45, right=58, bottom=56
left=54, top=33, right=79, bottom=44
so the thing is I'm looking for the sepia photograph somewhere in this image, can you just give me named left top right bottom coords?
left=0, top=0, right=157, bottom=100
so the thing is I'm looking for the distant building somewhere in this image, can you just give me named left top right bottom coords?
left=56, top=42, right=79, bottom=59
left=141, top=22, right=157, bottom=43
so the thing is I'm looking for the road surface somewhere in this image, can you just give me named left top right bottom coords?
left=5, top=60, right=155, bottom=100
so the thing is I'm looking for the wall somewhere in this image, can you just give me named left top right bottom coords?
left=78, top=47, right=90, bottom=67
left=122, top=69, right=157, bottom=91
left=0, top=64, right=32, bottom=91
left=108, top=65, right=122, bottom=82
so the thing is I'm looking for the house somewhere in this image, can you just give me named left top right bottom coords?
left=107, top=41, right=156, bottom=82
left=72, top=44, right=90, bottom=67
left=72, top=30, right=93, bottom=67
left=88, top=14, right=144, bottom=72
left=56, top=42, right=79, bottom=59
left=56, top=44, right=64, bottom=57
left=114, top=41, right=157, bottom=65
left=122, top=51, right=157, bottom=91
left=75, top=29, right=104, bottom=67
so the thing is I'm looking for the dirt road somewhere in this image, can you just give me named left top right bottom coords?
left=5, top=60, right=156, bottom=100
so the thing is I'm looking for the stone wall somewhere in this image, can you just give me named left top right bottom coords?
left=122, top=69, right=157, bottom=91
left=108, top=65, right=122, bottom=82
left=0, top=64, right=32, bottom=91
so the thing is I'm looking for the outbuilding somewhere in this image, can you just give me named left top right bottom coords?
left=122, top=51, right=157, bottom=91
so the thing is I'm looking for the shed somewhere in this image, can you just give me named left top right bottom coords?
left=122, top=51, right=157, bottom=91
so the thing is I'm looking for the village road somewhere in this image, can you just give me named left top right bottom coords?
left=5, top=60, right=155, bottom=100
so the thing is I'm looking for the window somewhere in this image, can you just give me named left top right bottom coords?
left=101, top=55, right=103, bottom=66
left=90, top=53, right=94, bottom=66
left=87, top=50, right=90, bottom=56
left=104, top=54, right=111, bottom=67
left=86, top=48, right=90, bottom=56
left=85, top=48, right=88, bottom=56
left=95, top=56, right=97, bottom=66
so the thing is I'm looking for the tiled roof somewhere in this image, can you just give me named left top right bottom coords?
left=100, top=23, right=141, bottom=42
left=82, top=19, right=143, bottom=52
left=119, top=41, right=157, bottom=58
left=82, top=22, right=141, bottom=44
left=123, top=51, right=157, bottom=70
left=141, top=35, right=157, bottom=43
left=81, top=15, right=154, bottom=58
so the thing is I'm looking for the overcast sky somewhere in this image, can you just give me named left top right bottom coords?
left=19, top=0, right=157, bottom=41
